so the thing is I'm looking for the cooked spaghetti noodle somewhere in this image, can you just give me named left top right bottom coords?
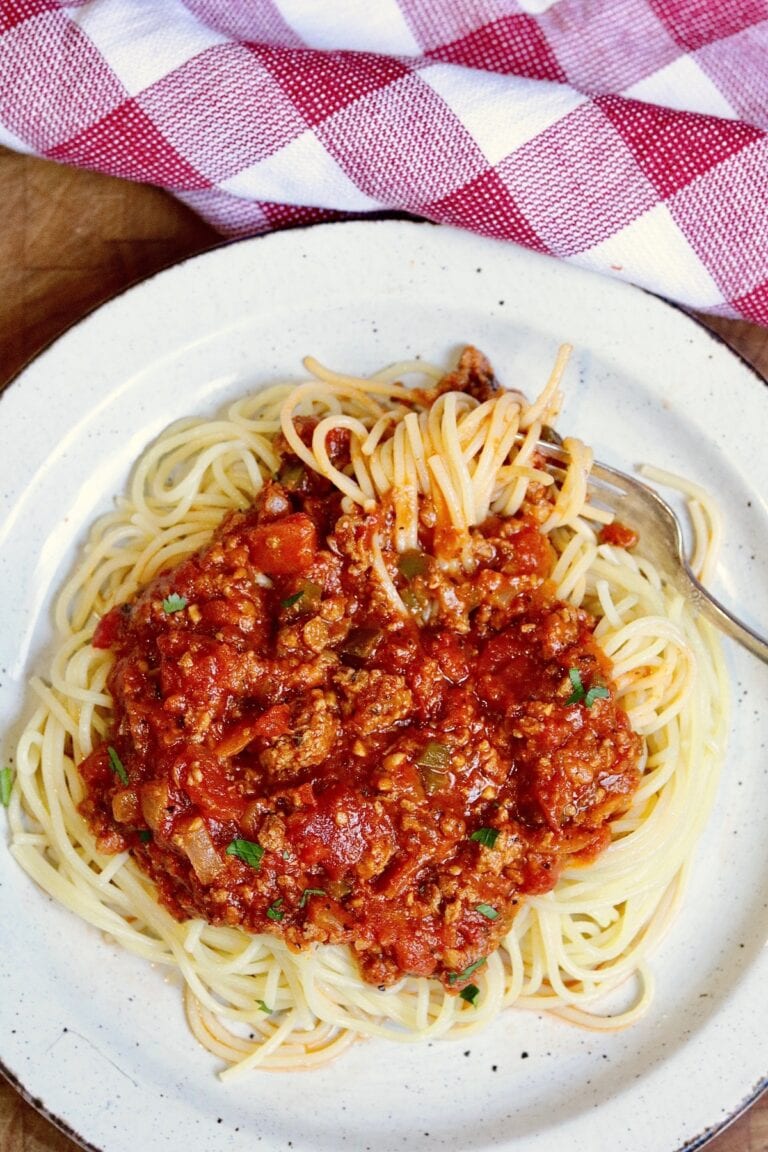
left=7, top=347, right=727, bottom=1076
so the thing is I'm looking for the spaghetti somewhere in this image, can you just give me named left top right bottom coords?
left=7, top=347, right=727, bottom=1076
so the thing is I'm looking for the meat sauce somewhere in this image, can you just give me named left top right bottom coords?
left=80, top=420, right=641, bottom=991
left=599, top=519, right=639, bottom=549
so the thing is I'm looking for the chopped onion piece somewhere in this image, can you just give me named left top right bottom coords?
left=140, top=782, right=170, bottom=832
left=180, top=820, right=224, bottom=884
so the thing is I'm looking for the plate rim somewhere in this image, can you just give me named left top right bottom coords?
left=2, top=216, right=766, bottom=406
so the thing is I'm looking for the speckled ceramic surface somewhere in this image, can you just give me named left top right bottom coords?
left=1, top=221, right=766, bottom=1152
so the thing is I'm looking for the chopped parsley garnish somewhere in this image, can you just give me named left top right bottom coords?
left=448, top=957, right=487, bottom=985
left=0, top=766, right=13, bottom=807
left=107, top=745, right=129, bottom=785
left=470, top=827, right=499, bottom=849
left=475, top=903, right=499, bottom=920
left=137, top=830, right=152, bottom=843
left=225, top=839, right=265, bottom=869
left=281, top=591, right=304, bottom=609
left=460, top=984, right=480, bottom=1007
left=565, top=668, right=610, bottom=708
left=299, top=887, right=326, bottom=908
left=256, top=1000, right=272, bottom=1014
left=565, top=667, right=585, bottom=703
left=266, top=898, right=284, bottom=922
left=162, top=593, right=187, bottom=614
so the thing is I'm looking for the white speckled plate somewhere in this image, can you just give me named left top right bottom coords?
left=1, top=220, right=766, bottom=1152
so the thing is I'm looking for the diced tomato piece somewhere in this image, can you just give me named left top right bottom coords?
left=507, top=522, right=555, bottom=577
left=92, top=606, right=126, bottom=649
left=476, top=629, right=542, bottom=709
left=244, top=514, right=317, bottom=574
left=252, top=703, right=292, bottom=741
left=78, top=745, right=113, bottom=786
left=180, top=753, right=247, bottom=822
left=214, top=705, right=292, bottom=756
left=288, top=804, right=367, bottom=876
left=286, top=788, right=394, bottom=880
left=599, top=520, right=639, bottom=549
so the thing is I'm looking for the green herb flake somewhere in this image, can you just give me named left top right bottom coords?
left=137, top=830, right=152, bottom=844
left=470, top=827, right=499, bottom=849
left=162, top=593, right=188, bottom=614
left=226, top=839, right=265, bottom=870
left=475, top=903, right=499, bottom=920
left=565, top=667, right=610, bottom=708
left=281, top=591, right=304, bottom=609
left=299, top=887, right=326, bottom=908
left=256, top=1000, right=272, bottom=1014
left=565, top=667, right=585, bottom=705
left=448, top=957, right=487, bottom=985
left=266, top=898, right=284, bottom=922
left=107, top=745, right=129, bottom=785
left=0, top=766, right=13, bottom=807
left=459, top=983, right=480, bottom=1007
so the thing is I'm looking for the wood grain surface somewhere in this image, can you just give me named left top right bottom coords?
left=1, top=146, right=766, bottom=1152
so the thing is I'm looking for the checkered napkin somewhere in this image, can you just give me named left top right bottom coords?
left=2, top=1, right=768, bottom=324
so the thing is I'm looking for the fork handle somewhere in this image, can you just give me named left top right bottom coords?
left=683, top=566, right=768, bottom=664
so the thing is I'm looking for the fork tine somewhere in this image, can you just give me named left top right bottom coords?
left=526, top=438, right=768, bottom=664
left=527, top=439, right=630, bottom=496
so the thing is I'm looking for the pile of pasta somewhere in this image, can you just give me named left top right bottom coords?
left=8, top=347, right=727, bottom=1076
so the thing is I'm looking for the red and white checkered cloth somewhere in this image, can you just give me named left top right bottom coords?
left=2, top=0, right=768, bottom=323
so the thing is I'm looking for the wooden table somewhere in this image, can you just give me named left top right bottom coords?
left=1, top=147, right=766, bottom=1152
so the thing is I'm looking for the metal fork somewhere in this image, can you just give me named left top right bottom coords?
left=535, top=440, right=768, bottom=664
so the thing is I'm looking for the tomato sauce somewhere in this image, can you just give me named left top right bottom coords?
left=599, top=519, right=639, bottom=549
left=80, top=449, right=641, bottom=990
